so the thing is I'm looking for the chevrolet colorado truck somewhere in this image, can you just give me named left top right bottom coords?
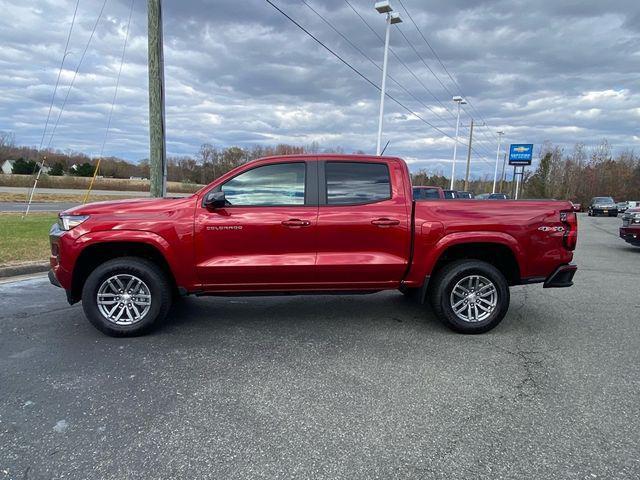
left=49, top=154, right=577, bottom=336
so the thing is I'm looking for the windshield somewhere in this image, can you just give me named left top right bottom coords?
left=413, top=188, right=440, bottom=199
left=594, top=197, right=614, bottom=203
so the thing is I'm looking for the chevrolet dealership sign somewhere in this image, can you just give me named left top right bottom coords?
left=508, top=144, right=534, bottom=165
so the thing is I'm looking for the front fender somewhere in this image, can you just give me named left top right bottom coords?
left=69, top=229, right=196, bottom=291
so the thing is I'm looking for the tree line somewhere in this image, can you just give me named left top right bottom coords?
left=1, top=131, right=638, bottom=202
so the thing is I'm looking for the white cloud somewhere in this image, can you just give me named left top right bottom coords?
left=0, top=0, right=639, bottom=177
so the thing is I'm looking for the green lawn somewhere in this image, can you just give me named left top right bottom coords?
left=0, top=213, right=57, bottom=266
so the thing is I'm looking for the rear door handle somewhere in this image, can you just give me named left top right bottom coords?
left=371, top=217, right=400, bottom=227
left=281, top=218, right=311, bottom=228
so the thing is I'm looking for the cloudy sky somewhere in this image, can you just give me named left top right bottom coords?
left=1, top=0, right=639, bottom=177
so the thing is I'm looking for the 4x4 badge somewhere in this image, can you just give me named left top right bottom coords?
left=538, top=226, right=564, bottom=232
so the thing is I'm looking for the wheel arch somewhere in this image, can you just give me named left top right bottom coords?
left=70, top=237, right=178, bottom=303
left=430, top=238, right=522, bottom=286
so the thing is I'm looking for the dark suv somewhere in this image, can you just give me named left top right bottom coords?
left=587, top=197, right=618, bottom=217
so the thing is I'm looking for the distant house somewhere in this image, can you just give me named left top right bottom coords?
left=1, top=159, right=50, bottom=175
left=1, top=159, right=15, bottom=174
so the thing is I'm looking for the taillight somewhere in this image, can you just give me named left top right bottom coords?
left=560, top=210, right=577, bottom=250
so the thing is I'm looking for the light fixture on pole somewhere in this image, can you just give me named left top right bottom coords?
left=374, top=1, right=402, bottom=156
left=492, top=130, right=504, bottom=193
left=450, top=96, right=467, bottom=189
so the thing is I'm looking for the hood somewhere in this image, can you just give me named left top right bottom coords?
left=62, top=195, right=195, bottom=216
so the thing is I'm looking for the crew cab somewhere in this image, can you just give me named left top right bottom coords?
left=49, top=154, right=578, bottom=336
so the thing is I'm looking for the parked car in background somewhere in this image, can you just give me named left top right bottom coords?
left=443, top=189, right=457, bottom=199
left=413, top=186, right=444, bottom=200
left=587, top=197, right=618, bottom=216
left=617, top=202, right=628, bottom=213
left=571, top=202, right=581, bottom=212
left=456, top=191, right=474, bottom=199
left=488, top=193, right=509, bottom=200
left=625, top=201, right=640, bottom=210
left=620, top=208, right=640, bottom=246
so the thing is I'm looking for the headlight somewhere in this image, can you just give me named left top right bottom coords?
left=631, top=213, right=640, bottom=224
left=58, top=214, right=89, bottom=230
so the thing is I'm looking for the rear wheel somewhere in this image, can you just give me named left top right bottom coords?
left=81, top=257, right=172, bottom=336
left=429, top=260, right=510, bottom=334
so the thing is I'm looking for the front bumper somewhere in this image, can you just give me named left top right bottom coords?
left=620, top=226, right=640, bottom=245
left=543, top=264, right=577, bottom=288
left=591, top=208, right=618, bottom=216
left=48, top=269, right=62, bottom=288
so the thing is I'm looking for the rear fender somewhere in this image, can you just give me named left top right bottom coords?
left=406, top=231, right=525, bottom=285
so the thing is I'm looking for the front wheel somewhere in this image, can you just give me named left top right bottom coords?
left=429, top=260, right=510, bottom=334
left=81, top=257, right=172, bottom=336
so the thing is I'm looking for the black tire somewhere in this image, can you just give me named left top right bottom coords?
left=81, top=257, right=172, bottom=337
left=429, top=260, right=510, bottom=334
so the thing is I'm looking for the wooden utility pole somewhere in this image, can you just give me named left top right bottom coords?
left=148, top=0, right=166, bottom=197
left=463, top=119, right=474, bottom=192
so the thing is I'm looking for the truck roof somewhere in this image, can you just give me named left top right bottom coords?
left=256, top=153, right=404, bottom=163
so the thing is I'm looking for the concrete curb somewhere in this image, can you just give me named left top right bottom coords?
left=0, top=261, right=49, bottom=279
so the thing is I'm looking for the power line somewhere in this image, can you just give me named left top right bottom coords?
left=24, top=0, right=82, bottom=217
left=396, top=0, right=501, bottom=143
left=45, top=0, right=109, bottom=149
left=266, top=0, right=493, bottom=168
left=38, top=0, right=80, bottom=151
left=394, top=25, right=454, bottom=98
left=343, top=0, right=457, bottom=121
left=300, top=0, right=454, bottom=130
left=265, top=0, right=457, bottom=141
left=25, top=0, right=108, bottom=217
left=84, top=0, right=135, bottom=203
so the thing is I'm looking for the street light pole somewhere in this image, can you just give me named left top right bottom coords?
left=450, top=96, right=466, bottom=190
left=463, top=118, right=474, bottom=192
left=374, top=2, right=401, bottom=156
left=492, top=130, right=504, bottom=193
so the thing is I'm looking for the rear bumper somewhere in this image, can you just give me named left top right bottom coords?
left=543, top=264, right=577, bottom=288
left=620, top=226, right=640, bottom=245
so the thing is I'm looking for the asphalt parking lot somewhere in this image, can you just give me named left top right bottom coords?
left=1, top=214, right=638, bottom=479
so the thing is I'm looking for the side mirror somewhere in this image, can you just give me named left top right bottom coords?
left=203, top=190, right=226, bottom=209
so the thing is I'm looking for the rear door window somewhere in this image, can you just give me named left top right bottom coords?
left=325, top=162, right=391, bottom=205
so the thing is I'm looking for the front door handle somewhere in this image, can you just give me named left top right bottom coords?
left=371, top=217, right=400, bottom=227
left=281, top=218, right=311, bottom=228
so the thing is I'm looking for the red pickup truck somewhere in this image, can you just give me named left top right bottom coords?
left=49, top=154, right=577, bottom=336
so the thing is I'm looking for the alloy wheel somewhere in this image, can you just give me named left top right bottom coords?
left=449, top=274, right=498, bottom=323
left=96, top=274, right=152, bottom=325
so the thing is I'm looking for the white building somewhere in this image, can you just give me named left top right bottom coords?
left=1, top=159, right=14, bottom=174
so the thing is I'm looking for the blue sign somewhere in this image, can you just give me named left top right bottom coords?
left=508, top=144, right=533, bottom=165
